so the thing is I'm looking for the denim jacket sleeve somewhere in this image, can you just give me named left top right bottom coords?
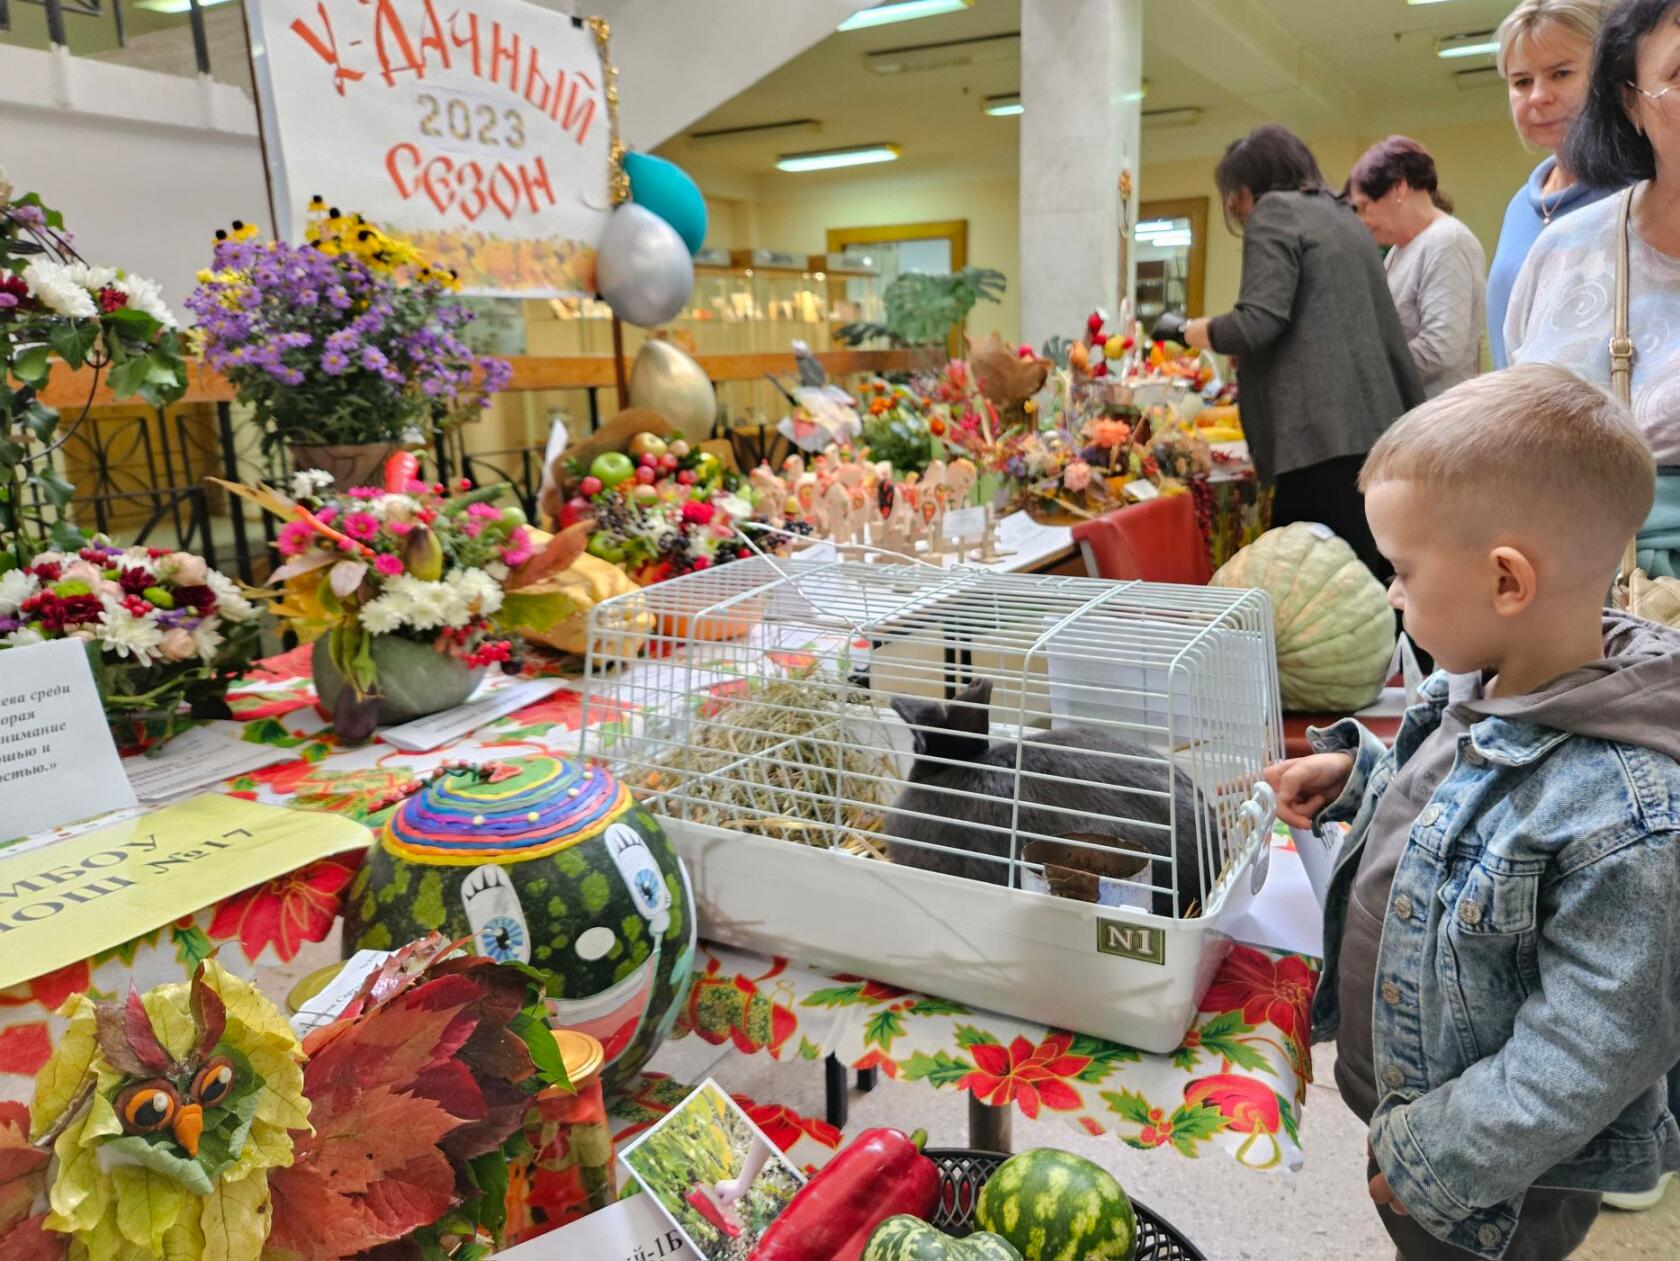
left=1370, top=826, right=1680, bottom=1257
left=1309, top=717, right=1394, bottom=831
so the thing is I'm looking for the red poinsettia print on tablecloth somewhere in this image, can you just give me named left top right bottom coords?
left=1183, top=1072, right=1281, bottom=1135
left=957, top=1032, right=1091, bottom=1119
left=0, top=1023, right=53, bottom=1077
left=502, top=689, right=631, bottom=733
left=208, top=855, right=360, bottom=963
left=1199, top=945, right=1316, bottom=1045
left=0, top=959, right=90, bottom=1013
left=249, top=645, right=313, bottom=682
left=735, top=1098, right=842, bottom=1155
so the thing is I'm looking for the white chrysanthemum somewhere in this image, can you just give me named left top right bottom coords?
left=203, top=568, right=255, bottom=622
left=715, top=493, right=753, bottom=521
left=0, top=164, right=12, bottom=208
left=4, top=627, right=43, bottom=648
left=63, top=262, right=118, bottom=290
left=448, top=567, right=502, bottom=617
left=190, top=619, right=224, bottom=661
left=22, top=260, right=97, bottom=319
left=358, top=596, right=406, bottom=635
left=0, top=569, right=39, bottom=617
left=112, top=273, right=177, bottom=330
left=96, top=600, right=163, bottom=663
left=370, top=493, right=418, bottom=522
left=289, top=468, right=335, bottom=499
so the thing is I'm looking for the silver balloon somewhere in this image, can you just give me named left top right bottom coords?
left=628, top=339, right=717, bottom=444
left=596, top=203, right=694, bottom=327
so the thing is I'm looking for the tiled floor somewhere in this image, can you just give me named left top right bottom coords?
left=653, top=1036, right=1679, bottom=1260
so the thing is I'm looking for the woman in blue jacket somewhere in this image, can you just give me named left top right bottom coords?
left=1487, top=0, right=1617, bottom=367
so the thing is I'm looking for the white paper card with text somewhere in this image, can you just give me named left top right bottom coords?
left=487, top=1195, right=698, bottom=1260
left=380, top=677, right=565, bottom=753
left=944, top=506, right=986, bottom=542
left=125, top=722, right=293, bottom=802
left=0, top=639, right=136, bottom=843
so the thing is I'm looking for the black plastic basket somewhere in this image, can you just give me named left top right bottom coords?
left=926, top=1148, right=1206, bottom=1261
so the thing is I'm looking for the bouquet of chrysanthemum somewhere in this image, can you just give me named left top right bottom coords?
left=2, top=167, right=188, bottom=565
left=227, top=459, right=587, bottom=742
left=0, top=537, right=261, bottom=750
left=186, top=203, right=511, bottom=459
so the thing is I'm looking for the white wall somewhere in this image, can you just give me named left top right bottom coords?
left=0, top=46, right=266, bottom=315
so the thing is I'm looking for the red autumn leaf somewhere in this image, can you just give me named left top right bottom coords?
left=0, top=1215, right=64, bottom=1261
left=0, top=1101, right=50, bottom=1237
left=267, top=1084, right=460, bottom=1258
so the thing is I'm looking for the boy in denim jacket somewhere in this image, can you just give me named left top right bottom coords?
left=1265, top=365, right=1680, bottom=1260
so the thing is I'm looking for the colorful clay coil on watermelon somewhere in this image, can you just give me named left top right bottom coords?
left=342, top=755, right=697, bottom=1092
left=975, top=1149, right=1137, bottom=1261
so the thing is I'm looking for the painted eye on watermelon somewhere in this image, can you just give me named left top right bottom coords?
left=461, top=863, right=532, bottom=965
left=478, top=915, right=526, bottom=962
left=116, top=1080, right=180, bottom=1134
left=191, top=1056, right=237, bottom=1108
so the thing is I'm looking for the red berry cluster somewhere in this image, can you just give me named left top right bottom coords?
left=465, top=638, right=514, bottom=669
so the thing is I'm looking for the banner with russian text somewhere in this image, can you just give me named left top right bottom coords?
left=245, top=0, right=612, bottom=296
left=0, top=794, right=371, bottom=990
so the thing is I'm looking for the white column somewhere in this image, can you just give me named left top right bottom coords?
left=1018, top=0, right=1143, bottom=350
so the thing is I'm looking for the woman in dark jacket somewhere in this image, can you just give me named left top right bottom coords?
left=1154, top=125, right=1423, bottom=580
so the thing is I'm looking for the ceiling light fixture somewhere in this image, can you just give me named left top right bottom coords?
left=688, top=119, right=822, bottom=148
left=1142, top=107, right=1202, bottom=130
left=839, top=0, right=973, bottom=32
left=865, top=31, right=1019, bottom=75
left=776, top=144, right=902, bottom=173
left=1407, top=0, right=1458, bottom=6
left=137, top=0, right=235, bottom=12
left=983, top=94, right=1022, bottom=116
left=1437, top=32, right=1500, bottom=59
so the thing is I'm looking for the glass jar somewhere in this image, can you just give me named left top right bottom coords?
left=503, top=1029, right=618, bottom=1244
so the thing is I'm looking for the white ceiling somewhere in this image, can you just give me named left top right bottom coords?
left=657, top=0, right=1519, bottom=195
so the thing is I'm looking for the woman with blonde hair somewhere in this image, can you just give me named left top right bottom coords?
left=1487, top=0, right=1618, bottom=367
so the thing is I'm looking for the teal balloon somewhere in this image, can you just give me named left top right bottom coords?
left=625, top=152, right=708, bottom=255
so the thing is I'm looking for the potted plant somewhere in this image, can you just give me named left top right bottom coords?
left=229, top=458, right=586, bottom=743
left=186, top=202, right=511, bottom=486
left=0, top=166, right=188, bottom=566
left=0, top=538, right=263, bottom=751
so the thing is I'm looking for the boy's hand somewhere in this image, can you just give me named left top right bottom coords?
left=1264, top=753, right=1355, bottom=828
left=1367, top=1139, right=1409, bottom=1217
left=1369, top=1168, right=1409, bottom=1217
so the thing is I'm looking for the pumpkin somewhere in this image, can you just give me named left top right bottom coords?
left=310, top=633, right=482, bottom=724
left=975, top=1150, right=1137, bottom=1261
left=341, top=755, right=697, bottom=1092
left=1209, top=521, right=1396, bottom=714
left=501, top=550, right=653, bottom=662
left=863, top=1216, right=1023, bottom=1261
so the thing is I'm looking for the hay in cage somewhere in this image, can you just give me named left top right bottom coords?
left=644, top=680, right=902, bottom=859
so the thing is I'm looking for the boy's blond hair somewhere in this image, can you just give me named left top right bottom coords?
left=1360, top=364, right=1655, bottom=561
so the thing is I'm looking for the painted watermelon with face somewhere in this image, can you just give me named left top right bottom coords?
left=342, top=756, right=696, bottom=1092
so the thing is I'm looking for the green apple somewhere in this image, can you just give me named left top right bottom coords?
left=590, top=451, right=636, bottom=489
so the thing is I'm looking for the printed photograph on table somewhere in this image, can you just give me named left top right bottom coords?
left=619, top=1077, right=804, bottom=1261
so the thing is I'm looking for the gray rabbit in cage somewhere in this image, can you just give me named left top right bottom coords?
left=884, top=678, right=1215, bottom=917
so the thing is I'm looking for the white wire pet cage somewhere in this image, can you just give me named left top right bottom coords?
left=579, top=557, right=1282, bottom=1052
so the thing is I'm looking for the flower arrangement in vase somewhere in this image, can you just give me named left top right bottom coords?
left=225, top=454, right=586, bottom=743
left=186, top=202, right=511, bottom=484
left=1, top=167, right=188, bottom=564
left=858, top=378, right=938, bottom=478
left=0, top=538, right=261, bottom=750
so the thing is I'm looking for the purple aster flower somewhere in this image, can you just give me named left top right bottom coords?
left=321, top=349, right=349, bottom=375
left=361, top=346, right=389, bottom=373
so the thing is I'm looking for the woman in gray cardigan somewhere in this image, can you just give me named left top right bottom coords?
left=1154, top=126, right=1423, bottom=581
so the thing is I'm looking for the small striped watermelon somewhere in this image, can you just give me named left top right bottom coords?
left=975, top=1149, right=1137, bottom=1261
left=863, top=1216, right=1022, bottom=1261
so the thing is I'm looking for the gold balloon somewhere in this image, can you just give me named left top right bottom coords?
left=628, top=339, right=717, bottom=445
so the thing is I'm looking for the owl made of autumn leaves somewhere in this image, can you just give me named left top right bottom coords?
left=28, top=961, right=306, bottom=1261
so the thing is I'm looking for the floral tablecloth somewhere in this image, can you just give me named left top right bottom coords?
left=1, top=647, right=1318, bottom=1174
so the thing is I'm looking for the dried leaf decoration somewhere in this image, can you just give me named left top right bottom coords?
left=28, top=961, right=305, bottom=1261
left=265, top=934, right=562, bottom=1261
left=0, top=1101, right=61, bottom=1260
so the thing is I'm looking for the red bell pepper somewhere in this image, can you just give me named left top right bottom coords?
left=751, top=1127, right=940, bottom=1261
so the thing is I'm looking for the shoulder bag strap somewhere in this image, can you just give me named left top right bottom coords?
left=1611, top=187, right=1636, bottom=406
left=1613, top=189, right=1641, bottom=586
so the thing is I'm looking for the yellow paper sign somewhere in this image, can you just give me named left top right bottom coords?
left=0, top=794, right=372, bottom=990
